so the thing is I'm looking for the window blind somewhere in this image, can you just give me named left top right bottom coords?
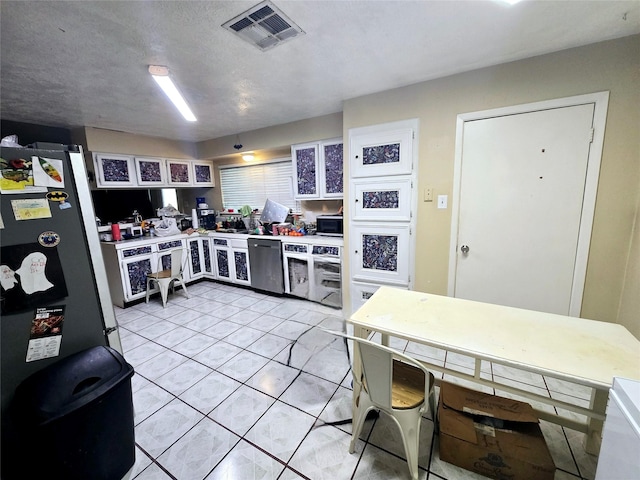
left=220, top=160, right=300, bottom=212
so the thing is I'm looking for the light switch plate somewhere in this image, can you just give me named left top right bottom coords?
left=437, top=195, right=448, bottom=209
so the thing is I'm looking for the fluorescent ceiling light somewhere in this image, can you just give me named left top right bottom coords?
left=148, top=65, right=197, bottom=122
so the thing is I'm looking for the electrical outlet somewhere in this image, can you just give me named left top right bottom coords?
left=437, top=195, right=448, bottom=209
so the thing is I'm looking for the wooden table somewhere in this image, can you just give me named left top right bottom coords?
left=348, top=286, right=640, bottom=455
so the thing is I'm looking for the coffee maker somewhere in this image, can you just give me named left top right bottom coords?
left=198, top=209, right=217, bottom=229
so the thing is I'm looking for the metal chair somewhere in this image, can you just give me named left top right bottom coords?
left=326, top=329, right=435, bottom=480
left=145, top=248, right=189, bottom=307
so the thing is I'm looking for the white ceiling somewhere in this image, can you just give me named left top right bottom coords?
left=1, top=1, right=639, bottom=144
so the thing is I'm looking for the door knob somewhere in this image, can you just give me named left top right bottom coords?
left=460, top=245, right=470, bottom=254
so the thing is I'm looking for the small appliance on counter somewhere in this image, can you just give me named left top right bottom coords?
left=198, top=209, right=217, bottom=230
left=316, top=215, right=343, bottom=236
left=126, top=225, right=143, bottom=237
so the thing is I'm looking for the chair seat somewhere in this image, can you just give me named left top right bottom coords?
left=392, top=360, right=426, bottom=409
left=148, top=269, right=172, bottom=279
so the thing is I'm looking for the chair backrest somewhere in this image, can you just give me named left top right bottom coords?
left=169, top=248, right=183, bottom=277
left=358, top=339, right=394, bottom=409
left=324, top=329, right=431, bottom=411
left=158, top=248, right=184, bottom=277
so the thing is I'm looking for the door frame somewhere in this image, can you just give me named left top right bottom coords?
left=447, top=92, right=609, bottom=316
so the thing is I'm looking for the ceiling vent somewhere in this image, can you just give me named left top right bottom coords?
left=222, top=1, right=305, bottom=51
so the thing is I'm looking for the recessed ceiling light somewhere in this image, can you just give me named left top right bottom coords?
left=148, top=65, right=197, bottom=122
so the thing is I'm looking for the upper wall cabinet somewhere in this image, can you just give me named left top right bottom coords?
left=350, top=128, right=413, bottom=178
left=94, top=153, right=214, bottom=189
left=166, top=159, right=193, bottom=186
left=321, top=139, right=344, bottom=199
left=191, top=161, right=216, bottom=187
left=292, top=142, right=320, bottom=198
left=95, top=153, right=136, bottom=187
left=292, top=138, right=343, bottom=199
left=135, top=156, right=167, bottom=186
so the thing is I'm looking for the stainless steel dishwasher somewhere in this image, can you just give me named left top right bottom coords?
left=248, top=238, right=284, bottom=294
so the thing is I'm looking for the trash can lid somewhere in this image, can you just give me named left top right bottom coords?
left=14, top=346, right=133, bottom=423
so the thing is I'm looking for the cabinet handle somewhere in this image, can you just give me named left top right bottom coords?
left=355, top=198, right=359, bottom=203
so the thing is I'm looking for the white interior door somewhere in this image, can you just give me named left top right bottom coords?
left=451, top=102, right=598, bottom=315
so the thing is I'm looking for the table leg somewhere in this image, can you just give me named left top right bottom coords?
left=583, top=388, right=607, bottom=455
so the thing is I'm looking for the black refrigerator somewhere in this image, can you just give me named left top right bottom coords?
left=0, top=144, right=121, bottom=438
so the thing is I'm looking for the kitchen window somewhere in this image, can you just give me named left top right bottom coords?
left=219, top=159, right=300, bottom=212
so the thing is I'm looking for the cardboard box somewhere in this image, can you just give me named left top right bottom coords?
left=438, top=382, right=555, bottom=480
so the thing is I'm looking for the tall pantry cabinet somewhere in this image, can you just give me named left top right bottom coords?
left=348, top=119, right=419, bottom=313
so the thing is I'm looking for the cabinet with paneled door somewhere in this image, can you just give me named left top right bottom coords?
left=210, top=235, right=251, bottom=285
left=186, top=237, right=213, bottom=281
left=292, top=138, right=343, bottom=199
left=93, top=153, right=214, bottom=189
left=94, top=153, right=137, bottom=188
left=119, top=245, right=158, bottom=302
left=230, top=238, right=251, bottom=286
left=348, top=119, right=418, bottom=307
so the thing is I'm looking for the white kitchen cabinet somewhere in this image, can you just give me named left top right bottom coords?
left=100, top=234, right=201, bottom=307
left=231, top=239, right=251, bottom=285
left=212, top=237, right=232, bottom=281
left=350, top=127, right=413, bottom=178
left=348, top=119, right=418, bottom=315
left=191, top=161, right=216, bottom=187
left=134, top=156, right=167, bottom=186
left=119, top=245, right=158, bottom=302
left=350, top=223, right=412, bottom=286
left=188, top=237, right=213, bottom=280
left=351, top=177, right=412, bottom=222
left=310, top=243, right=342, bottom=308
left=320, top=139, right=344, bottom=198
left=211, top=236, right=251, bottom=285
left=94, top=153, right=136, bottom=188
left=166, top=159, right=193, bottom=186
left=292, top=138, right=343, bottom=199
left=94, top=153, right=212, bottom=189
left=292, top=142, right=320, bottom=198
left=283, top=242, right=311, bottom=299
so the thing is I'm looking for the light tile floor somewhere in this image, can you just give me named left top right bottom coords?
left=117, top=281, right=599, bottom=480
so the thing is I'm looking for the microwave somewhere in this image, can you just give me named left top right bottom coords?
left=316, top=215, right=343, bottom=236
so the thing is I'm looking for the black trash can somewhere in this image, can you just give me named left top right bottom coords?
left=11, top=346, right=135, bottom=480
